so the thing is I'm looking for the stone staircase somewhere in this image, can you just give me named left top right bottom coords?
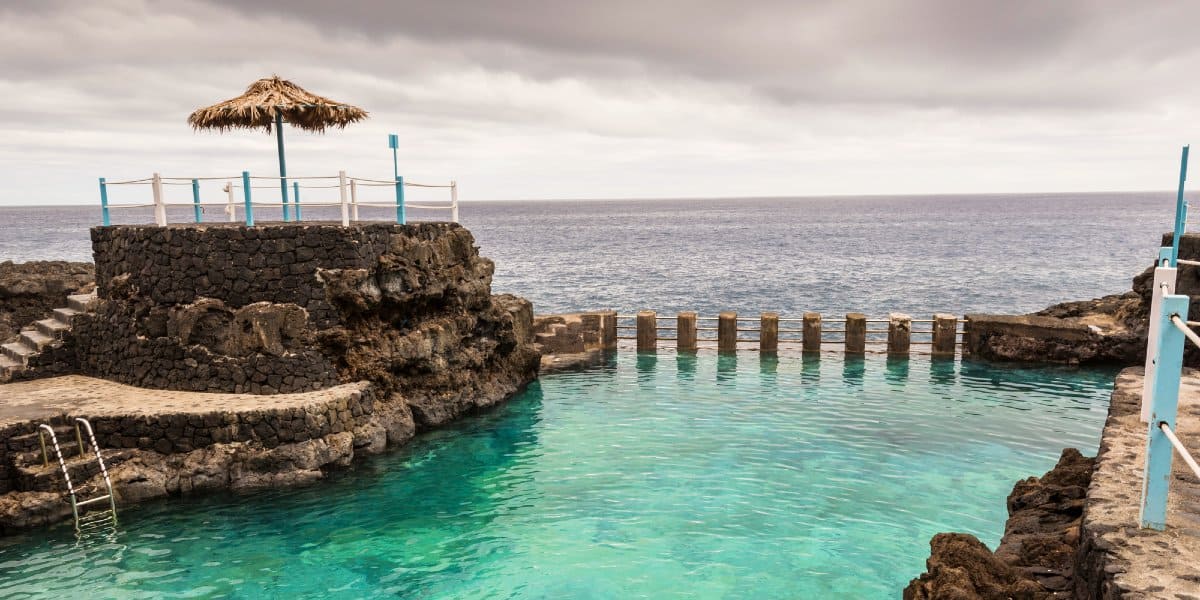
left=0, top=292, right=96, bottom=381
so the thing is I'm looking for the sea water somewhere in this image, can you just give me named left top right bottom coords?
left=0, top=352, right=1115, bottom=599
left=0, top=192, right=1178, bottom=317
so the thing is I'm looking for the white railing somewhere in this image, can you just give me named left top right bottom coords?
left=1139, top=262, right=1200, bottom=530
left=98, top=171, right=459, bottom=227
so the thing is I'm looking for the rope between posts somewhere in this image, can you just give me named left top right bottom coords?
left=1159, top=422, right=1200, bottom=480
left=1170, top=315, right=1200, bottom=349
left=104, top=178, right=153, bottom=185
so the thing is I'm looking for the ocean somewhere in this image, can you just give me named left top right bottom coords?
left=0, top=192, right=1180, bottom=317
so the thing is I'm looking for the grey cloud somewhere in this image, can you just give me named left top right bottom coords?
left=203, top=0, right=1200, bottom=110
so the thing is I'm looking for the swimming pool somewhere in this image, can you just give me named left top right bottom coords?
left=0, top=352, right=1115, bottom=598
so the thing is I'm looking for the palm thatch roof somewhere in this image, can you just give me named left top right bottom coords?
left=187, top=76, right=368, bottom=133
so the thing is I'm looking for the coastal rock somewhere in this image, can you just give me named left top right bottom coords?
left=904, top=448, right=1096, bottom=599
left=0, top=261, right=94, bottom=342
left=0, top=223, right=540, bottom=531
left=903, top=533, right=1046, bottom=600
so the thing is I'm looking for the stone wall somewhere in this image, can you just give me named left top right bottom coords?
left=20, top=222, right=539, bottom=398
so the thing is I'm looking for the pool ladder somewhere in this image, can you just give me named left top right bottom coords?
left=38, top=418, right=118, bottom=535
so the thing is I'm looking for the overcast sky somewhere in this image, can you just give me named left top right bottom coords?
left=1, top=0, right=1197, bottom=206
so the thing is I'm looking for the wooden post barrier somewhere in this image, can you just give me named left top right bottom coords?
left=718, top=311, right=738, bottom=352
left=803, top=312, right=822, bottom=353
left=601, top=310, right=617, bottom=351
left=932, top=314, right=958, bottom=357
left=637, top=310, right=657, bottom=351
left=888, top=313, right=911, bottom=356
left=845, top=313, right=866, bottom=354
left=677, top=311, right=698, bottom=351
left=760, top=312, right=778, bottom=353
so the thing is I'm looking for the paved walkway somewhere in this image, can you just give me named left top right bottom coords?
left=0, top=375, right=367, bottom=428
left=1081, top=367, right=1200, bottom=597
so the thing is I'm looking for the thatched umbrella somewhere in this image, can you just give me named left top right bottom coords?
left=188, top=76, right=368, bottom=207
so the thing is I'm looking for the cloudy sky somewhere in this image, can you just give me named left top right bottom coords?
left=1, top=0, right=1197, bottom=206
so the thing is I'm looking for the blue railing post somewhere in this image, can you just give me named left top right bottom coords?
left=98, top=177, right=110, bottom=226
left=1140, top=293, right=1189, bottom=529
left=293, top=181, right=302, bottom=221
left=191, top=178, right=202, bottom=223
left=242, top=171, right=254, bottom=227
left=395, top=175, right=406, bottom=224
left=1171, top=145, right=1190, bottom=267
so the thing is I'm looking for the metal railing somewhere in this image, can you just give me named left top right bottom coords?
left=98, top=171, right=458, bottom=227
left=1139, top=145, right=1196, bottom=530
left=1140, top=278, right=1200, bottom=529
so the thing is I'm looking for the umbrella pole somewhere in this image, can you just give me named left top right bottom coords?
left=276, top=112, right=290, bottom=222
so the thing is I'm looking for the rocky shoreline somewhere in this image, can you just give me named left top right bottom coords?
left=905, top=449, right=1094, bottom=598
left=0, top=223, right=540, bottom=532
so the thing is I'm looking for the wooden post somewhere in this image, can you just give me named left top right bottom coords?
left=601, top=310, right=617, bottom=351
left=932, top=313, right=958, bottom=357
left=845, top=313, right=866, bottom=354
left=718, top=311, right=738, bottom=352
left=191, top=178, right=202, bottom=223
left=1141, top=293, right=1189, bottom=529
left=241, top=171, right=254, bottom=227
left=802, top=312, right=822, bottom=353
left=98, top=177, right=110, bottom=226
left=293, top=181, right=302, bottom=221
left=888, top=313, right=911, bottom=356
left=636, top=310, right=657, bottom=351
left=760, top=312, right=778, bottom=353
left=677, top=311, right=697, bottom=352
left=225, top=181, right=237, bottom=222
left=152, top=172, right=167, bottom=226
left=338, top=170, right=350, bottom=226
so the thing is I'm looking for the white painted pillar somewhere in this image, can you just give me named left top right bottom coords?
left=350, top=179, right=360, bottom=222
left=224, top=182, right=237, bottom=222
left=152, top=173, right=167, bottom=226
left=450, top=180, right=459, bottom=223
left=338, top=170, right=350, bottom=227
left=1144, top=265, right=1178, bottom=422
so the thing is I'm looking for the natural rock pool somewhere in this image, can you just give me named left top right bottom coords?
left=0, top=352, right=1115, bottom=598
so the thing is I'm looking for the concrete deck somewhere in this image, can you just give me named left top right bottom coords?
left=0, top=375, right=369, bottom=429
left=1079, top=367, right=1200, bottom=598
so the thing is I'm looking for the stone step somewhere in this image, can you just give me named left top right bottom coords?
left=19, top=329, right=54, bottom=352
left=15, top=449, right=131, bottom=493
left=1, top=342, right=34, bottom=364
left=6, top=425, right=79, bottom=454
left=67, top=293, right=97, bottom=312
left=51, top=307, right=79, bottom=323
left=13, top=441, right=85, bottom=468
left=34, top=318, right=70, bottom=339
left=0, top=355, right=22, bottom=371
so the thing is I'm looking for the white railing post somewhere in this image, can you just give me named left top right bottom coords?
left=450, top=180, right=459, bottom=223
left=1141, top=294, right=1189, bottom=529
left=338, top=170, right=350, bottom=227
left=152, top=172, right=167, bottom=226
left=1144, top=258, right=1178, bottom=422
left=224, top=181, right=237, bottom=222
left=350, top=179, right=359, bottom=222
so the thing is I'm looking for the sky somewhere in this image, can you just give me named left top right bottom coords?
left=0, top=0, right=1197, bottom=205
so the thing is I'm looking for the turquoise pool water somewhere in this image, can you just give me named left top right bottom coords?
left=0, top=353, right=1115, bottom=598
